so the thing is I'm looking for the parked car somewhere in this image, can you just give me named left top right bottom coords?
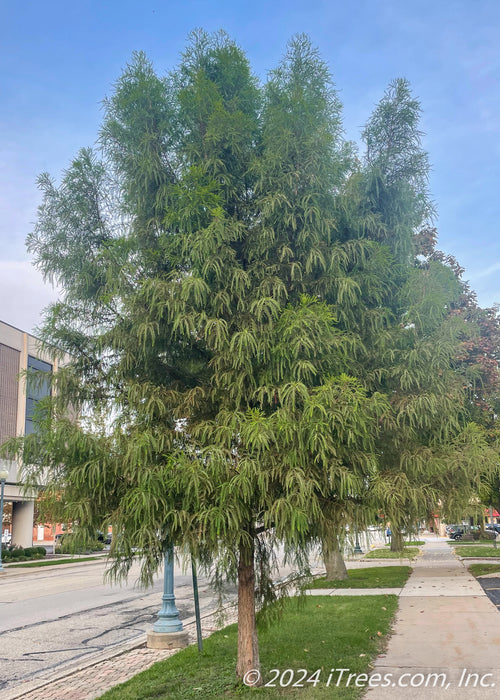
left=2, top=531, right=11, bottom=545
left=97, top=531, right=112, bottom=545
left=446, top=525, right=465, bottom=536
left=485, top=524, right=500, bottom=536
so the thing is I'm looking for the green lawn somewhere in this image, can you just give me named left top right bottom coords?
left=5, top=556, right=103, bottom=568
left=308, top=566, right=411, bottom=589
left=365, top=547, right=420, bottom=560
left=99, top=595, right=398, bottom=699
left=454, top=546, right=500, bottom=558
left=468, top=563, right=500, bottom=577
left=384, top=541, right=424, bottom=547
left=447, top=539, right=497, bottom=545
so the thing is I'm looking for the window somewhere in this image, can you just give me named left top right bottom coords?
left=25, top=356, right=52, bottom=436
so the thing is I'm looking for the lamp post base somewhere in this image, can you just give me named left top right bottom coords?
left=147, top=630, right=189, bottom=649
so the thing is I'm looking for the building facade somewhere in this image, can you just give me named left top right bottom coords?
left=0, top=319, right=58, bottom=547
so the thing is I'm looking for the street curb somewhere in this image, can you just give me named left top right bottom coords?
left=458, top=556, right=500, bottom=562
left=2, top=557, right=108, bottom=577
left=305, top=587, right=403, bottom=596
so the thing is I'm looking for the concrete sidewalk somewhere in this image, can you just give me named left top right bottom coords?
left=366, top=538, right=500, bottom=699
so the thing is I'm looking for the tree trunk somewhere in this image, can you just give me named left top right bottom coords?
left=322, top=536, right=348, bottom=580
left=390, top=528, right=403, bottom=552
left=236, top=538, right=261, bottom=684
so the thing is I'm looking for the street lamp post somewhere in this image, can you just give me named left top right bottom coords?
left=147, top=542, right=189, bottom=649
left=353, top=530, right=363, bottom=555
left=0, top=466, right=10, bottom=574
left=153, top=543, right=184, bottom=633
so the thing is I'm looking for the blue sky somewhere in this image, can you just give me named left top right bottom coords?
left=1, top=0, right=499, bottom=331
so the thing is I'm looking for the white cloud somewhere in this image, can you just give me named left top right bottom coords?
left=470, top=261, right=500, bottom=281
left=0, top=260, right=59, bottom=334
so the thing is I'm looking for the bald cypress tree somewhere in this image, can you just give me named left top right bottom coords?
left=19, top=33, right=386, bottom=681
left=352, top=80, right=497, bottom=548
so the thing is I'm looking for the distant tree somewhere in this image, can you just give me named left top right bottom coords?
left=336, top=80, right=498, bottom=550
left=413, top=231, right=500, bottom=524
left=362, top=78, right=433, bottom=263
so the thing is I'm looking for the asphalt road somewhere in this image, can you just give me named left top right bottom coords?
left=0, top=556, right=224, bottom=693
left=478, top=576, right=500, bottom=609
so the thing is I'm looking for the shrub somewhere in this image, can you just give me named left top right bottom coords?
left=60, top=535, right=79, bottom=554
left=2, top=545, right=47, bottom=562
left=60, top=535, right=103, bottom=554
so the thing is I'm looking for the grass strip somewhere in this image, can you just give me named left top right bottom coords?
left=364, top=547, right=420, bottom=560
left=454, top=546, right=500, bottom=558
left=384, top=541, right=424, bottom=547
left=446, top=540, right=497, bottom=545
left=468, top=563, right=500, bottom=577
left=5, top=556, right=103, bottom=568
left=308, top=566, right=411, bottom=589
left=99, top=595, right=398, bottom=699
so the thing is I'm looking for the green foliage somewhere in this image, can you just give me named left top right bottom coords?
left=59, top=535, right=104, bottom=555
left=362, top=77, right=433, bottom=262
left=347, top=108, right=498, bottom=544
left=2, top=546, right=46, bottom=562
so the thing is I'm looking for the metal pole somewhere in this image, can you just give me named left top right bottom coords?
left=191, top=557, right=203, bottom=652
left=0, top=478, right=6, bottom=573
left=153, top=543, right=184, bottom=633
left=353, top=530, right=363, bottom=555
left=489, top=506, right=497, bottom=550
